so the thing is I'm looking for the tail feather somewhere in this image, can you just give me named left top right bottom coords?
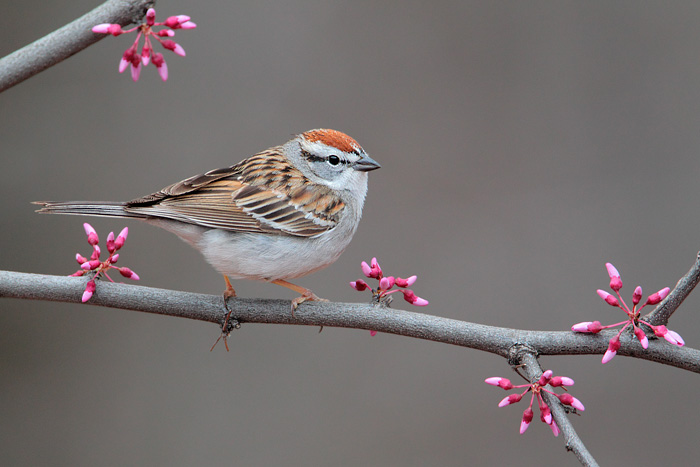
left=33, top=201, right=147, bottom=219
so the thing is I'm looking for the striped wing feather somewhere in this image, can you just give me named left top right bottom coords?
left=124, top=150, right=344, bottom=237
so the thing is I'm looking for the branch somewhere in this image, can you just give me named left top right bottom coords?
left=0, top=0, right=154, bottom=93
left=1, top=270, right=699, bottom=373
left=644, top=251, right=700, bottom=325
left=514, top=351, right=598, bottom=467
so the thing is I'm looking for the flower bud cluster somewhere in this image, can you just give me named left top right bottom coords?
left=485, top=369, right=584, bottom=436
left=350, top=257, right=428, bottom=336
left=69, top=223, right=140, bottom=302
left=572, top=263, right=684, bottom=364
left=92, top=8, right=196, bottom=81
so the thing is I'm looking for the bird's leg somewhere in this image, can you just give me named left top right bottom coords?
left=210, top=275, right=239, bottom=352
left=271, top=279, right=328, bottom=317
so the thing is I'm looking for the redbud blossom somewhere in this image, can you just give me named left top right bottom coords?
left=549, top=376, right=574, bottom=387
left=602, top=335, right=621, bottom=364
left=350, top=280, right=369, bottom=291
left=487, top=368, right=582, bottom=436
left=484, top=377, right=513, bottom=390
left=520, top=408, right=534, bottom=434
left=82, top=279, right=96, bottom=302
left=597, top=289, right=619, bottom=307
left=92, top=8, right=195, bottom=82
left=606, top=262, right=622, bottom=291
left=498, top=394, right=523, bottom=407
left=646, top=287, right=670, bottom=305
left=575, top=263, right=684, bottom=365
left=632, top=286, right=643, bottom=305
left=351, top=257, right=429, bottom=335
left=571, top=321, right=603, bottom=333
left=68, top=224, right=140, bottom=302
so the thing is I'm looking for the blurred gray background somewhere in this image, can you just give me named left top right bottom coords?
left=2, top=1, right=700, bottom=465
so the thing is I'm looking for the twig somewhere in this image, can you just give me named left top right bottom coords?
left=0, top=0, right=154, bottom=93
left=514, top=351, right=599, bottom=467
left=1, top=270, right=698, bottom=372
left=644, top=251, right=700, bottom=325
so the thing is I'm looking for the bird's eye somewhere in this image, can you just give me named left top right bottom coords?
left=328, top=155, right=341, bottom=166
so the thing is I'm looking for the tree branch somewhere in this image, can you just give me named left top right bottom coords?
left=644, top=251, right=700, bottom=325
left=1, top=269, right=698, bottom=373
left=0, top=0, right=154, bottom=93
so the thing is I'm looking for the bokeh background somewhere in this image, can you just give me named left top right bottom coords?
left=3, top=1, right=700, bottom=465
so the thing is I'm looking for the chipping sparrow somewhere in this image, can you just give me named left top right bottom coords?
left=36, top=129, right=380, bottom=313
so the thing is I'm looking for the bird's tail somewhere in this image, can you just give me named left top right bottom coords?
left=33, top=201, right=147, bottom=219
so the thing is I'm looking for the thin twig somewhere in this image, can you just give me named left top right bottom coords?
left=515, top=351, right=599, bottom=467
left=0, top=0, right=154, bottom=93
left=644, top=251, right=700, bottom=325
left=1, top=270, right=698, bottom=373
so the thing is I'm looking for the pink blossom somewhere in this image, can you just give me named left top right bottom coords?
left=82, top=279, right=96, bottom=302
left=498, top=394, right=522, bottom=407
left=606, top=262, right=623, bottom=291
left=92, top=8, right=196, bottom=82
left=520, top=408, right=534, bottom=434
left=575, top=263, right=684, bottom=365
left=487, top=368, right=583, bottom=436
left=67, top=224, right=140, bottom=302
left=485, top=377, right=513, bottom=390
left=350, top=257, right=429, bottom=334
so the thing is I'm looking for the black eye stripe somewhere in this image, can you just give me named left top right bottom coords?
left=301, top=149, right=347, bottom=165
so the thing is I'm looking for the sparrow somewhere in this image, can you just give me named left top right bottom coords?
left=35, top=129, right=380, bottom=318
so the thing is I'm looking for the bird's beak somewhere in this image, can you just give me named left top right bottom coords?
left=354, top=154, right=381, bottom=172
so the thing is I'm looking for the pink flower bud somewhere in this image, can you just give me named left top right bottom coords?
left=92, top=23, right=122, bottom=35
left=141, top=44, right=151, bottom=66
left=157, top=29, right=175, bottom=37
left=361, top=261, right=372, bottom=277
left=69, top=271, right=85, bottom=277
left=179, top=21, right=197, bottom=29
left=130, top=61, right=142, bottom=82
left=633, top=326, right=648, bottom=349
left=84, top=223, right=99, bottom=245
left=165, top=15, right=192, bottom=28
left=485, top=377, right=513, bottom=390
left=152, top=53, right=168, bottom=81
left=646, top=287, right=670, bottom=305
left=119, top=267, right=140, bottom=280
left=350, top=279, right=369, bottom=291
left=379, top=276, right=394, bottom=290
left=602, top=335, right=621, bottom=364
left=110, top=254, right=119, bottom=263
left=549, top=420, right=560, bottom=437
left=540, top=405, right=552, bottom=425
left=81, top=259, right=101, bottom=271
left=146, top=8, right=156, bottom=26
left=90, top=245, right=100, bottom=260
left=632, top=286, right=643, bottom=305
left=369, top=330, right=377, bottom=337
left=498, top=393, right=522, bottom=407
left=664, top=329, right=684, bottom=346
left=558, top=393, right=585, bottom=411
left=605, top=263, right=623, bottom=291
left=161, top=40, right=186, bottom=57
left=395, top=275, right=417, bottom=287
left=76, top=253, right=87, bottom=264
left=549, top=376, right=574, bottom=387
left=82, top=279, right=96, bottom=302
left=113, top=227, right=128, bottom=249
left=520, top=407, right=534, bottom=434
left=597, top=289, right=619, bottom=307
left=401, top=289, right=429, bottom=306
left=571, top=320, right=603, bottom=333
left=106, top=231, right=116, bottom=253
left=538, top=370, right=553, bottom=386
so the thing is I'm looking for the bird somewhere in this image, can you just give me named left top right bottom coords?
left=35, top=129, right=380, bottom=333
